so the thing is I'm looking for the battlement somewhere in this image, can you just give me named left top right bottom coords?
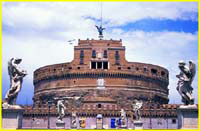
left=78, top=39, right=122, bottom=47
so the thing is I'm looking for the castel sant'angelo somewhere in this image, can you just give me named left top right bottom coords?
left=20, top=27, right=184, bottom=129
left=33, top=39, right=169, bottom=106
left=2, top=3, right=198, bottom=129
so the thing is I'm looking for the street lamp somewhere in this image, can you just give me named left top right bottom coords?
left=47, top=100, right=53, bottom=129
left=149, top=100, right=152, bottom=129
left=31, top=103, right=35, bottom=129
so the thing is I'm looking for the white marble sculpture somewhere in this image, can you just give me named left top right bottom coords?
left=57, top=99, right=66, bottom=123
left=3, top=58, right=27, bottom=109
left=132, top=100, right=143, bottom=121
left=71, top=112, right=77, bottom=128
left=120, top=109, right=127, bottom=127
left=55, top=96, right=81, bottom=123
left=176, top=60, right=196, bottom=105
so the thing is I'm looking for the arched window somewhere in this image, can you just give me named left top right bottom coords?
left=98, top=104, right=102, bottom=108
left=161, top=71, right=165, bottom=77
left=151, top=69, right=157, bottom=75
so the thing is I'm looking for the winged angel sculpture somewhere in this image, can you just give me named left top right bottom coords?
left=54, top=96, right=81, bottom=123
left=176, top=60, right=196, bottom=105
left=132, top=100, right=143, bottom=121
left=3, top=58, right=27, bottom=108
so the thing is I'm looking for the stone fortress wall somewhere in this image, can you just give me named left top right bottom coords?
left=33, top=39, right=169, bottom=107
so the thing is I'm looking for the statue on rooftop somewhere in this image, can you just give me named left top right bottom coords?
left=132, top=100, right=143, bottom=121
left=3, top=58, right=27, bottom=109
left=95, top=25, right=105, bottom=39
left=176, top=60, right=196, bottom=105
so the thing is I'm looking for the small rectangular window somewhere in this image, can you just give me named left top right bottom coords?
left=151, top=69, right=157, bottom=74
left=104, top=50, right=107, bottom=58
left=144, top=68, right=148, bottom=72
left=115, top=51, right=120, bottom=65
left=103, top=62, right=108, bottom=69
left=80, top=50, right=84, bottom=58
left=97, top=62, right=102, bottom=69
left=92, top=50, right=96, bottom=58
left=161, top=71, right=165, bottom=76
left=80, top=50, right=84, bottom=64
left=91, top=62, right=96, bottom=69
left=80, top=58, right=84, bottom=65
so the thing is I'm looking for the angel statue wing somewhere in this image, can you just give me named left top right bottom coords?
left=189, top=60, right=196, bottom=83
left=136, top=101, right=143, bottom=109
left=8, top=58, right=14, bottom=77
left=132, top=100, right=143, bottom=110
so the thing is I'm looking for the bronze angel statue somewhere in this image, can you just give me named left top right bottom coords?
left=95, top=25, right=105, bottom=39
left=176, top=60, right=196, bottom=105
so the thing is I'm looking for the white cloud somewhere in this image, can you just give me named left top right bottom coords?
left=3, top=2, right=198, bottom=30
left=106, top=30, right=198, bottom=104
left=2, top=35, right=75, bottom=82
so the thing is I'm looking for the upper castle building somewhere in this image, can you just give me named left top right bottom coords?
left=33, top=39, right=169, bottom=108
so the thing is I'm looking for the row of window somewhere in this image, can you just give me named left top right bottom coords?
left=80, top=50, right=120, bottom=65
left=91, top=61, right=108, bottom=69
left=122, top=67, right=167, bottom=77
left=34, top=72, right=168, bottom=87
left=36, top=66, right=167, bottom=78
left=36, top=68, right=166, bottom=79
left=92, top=50, right=108, bottom=58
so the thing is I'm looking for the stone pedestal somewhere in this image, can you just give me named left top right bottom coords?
left=121, top=120, right=127, bottom=128
left=2, top=108, right=24, bottom=129
left=96, top=114, right=103, bottom=129
left=178, top=104, right=198, bottom=129
left=133, top=120, right=143, bottom=129
left=56, top=121, right=65, bottom=129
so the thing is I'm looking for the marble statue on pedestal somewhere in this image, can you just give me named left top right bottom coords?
left=120, top=109, right=127, bottom=128
left=176, top=60, right=196, bottom=105
left=3, top=58, right=27, bottom=109
left=57, top=99, right=66, bottom=123
left=132, top=100, right=143, bottom=121
left=71, top=112, right=77, bottom=128
left=55, top=96, right=81, bottom=123
left=132, top=100, right=143, bottom=129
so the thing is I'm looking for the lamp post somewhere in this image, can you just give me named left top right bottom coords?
left=31, top=103, right=35, bottom=129
left=149, top=100, right=152, bottom=129
left=47, top=100, right=53, bottom=129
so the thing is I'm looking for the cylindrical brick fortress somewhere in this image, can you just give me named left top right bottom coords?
left=33, top=39, right=169, bottom=107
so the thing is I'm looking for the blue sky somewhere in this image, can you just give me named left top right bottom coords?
left=2, top=2, right=198, bottom=105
